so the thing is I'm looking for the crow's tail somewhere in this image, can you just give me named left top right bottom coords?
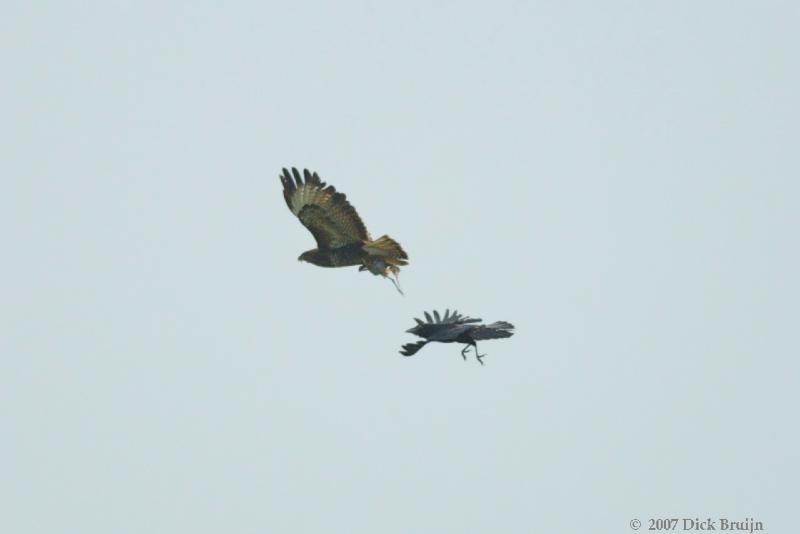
left=470, top=321, right=515, bottom=340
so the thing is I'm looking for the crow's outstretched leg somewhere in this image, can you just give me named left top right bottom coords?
left=471, top=342, right=486, bottom=365
left=460, top=344, right=471, bottom=361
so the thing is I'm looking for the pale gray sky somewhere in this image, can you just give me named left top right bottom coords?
left=2, top=1, right=798, bottom=533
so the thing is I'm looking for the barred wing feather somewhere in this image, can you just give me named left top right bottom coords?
left=280, top=167, right=370, bottom=249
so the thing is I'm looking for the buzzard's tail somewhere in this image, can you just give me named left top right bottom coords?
left=363, top=235, right=408, bottom=266
left=400, top=341, right=427, bottom=356
left=471, top=322, right=515, bottom=340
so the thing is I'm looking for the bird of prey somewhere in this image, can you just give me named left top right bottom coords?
left=280, top=167, right=408, bottom=294
left=400, top=309, right=515, bottom=365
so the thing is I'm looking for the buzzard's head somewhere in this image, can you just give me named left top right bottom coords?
left=297, top=249, right=330, bottom=267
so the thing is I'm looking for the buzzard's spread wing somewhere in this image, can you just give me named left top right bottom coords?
left=281, top=168, right=370, bottom=249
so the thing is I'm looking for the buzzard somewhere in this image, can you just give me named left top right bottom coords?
left=280, top=167, right=408, bottom=294
left=400, top=309, right=515, bottom=365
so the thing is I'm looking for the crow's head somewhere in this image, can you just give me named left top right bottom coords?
left=405, top=319, right=432, bottom=336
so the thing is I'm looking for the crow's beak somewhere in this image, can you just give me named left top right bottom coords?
left=405, top=327, right=415, bottom=333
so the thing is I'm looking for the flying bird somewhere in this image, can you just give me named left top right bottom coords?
left=400, top=309, right=515, bottom=365
left=280, top=168, right=408, bottom=294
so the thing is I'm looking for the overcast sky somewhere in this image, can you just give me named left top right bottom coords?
left=2, top=1, right=798, bottom=533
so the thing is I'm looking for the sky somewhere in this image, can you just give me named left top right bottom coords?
left=1, top=1, right=798, bottom=533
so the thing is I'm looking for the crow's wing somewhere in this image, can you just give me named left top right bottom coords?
left=400, top=341, right=428, bottom=356
left=469, top=321, right=515, bottom=340
left=416, top=309, right=482, bottom=325
left=280, top=168, right=370, bottom=249
left=449, top=313, right=482, bottom=325
left=427, top=323, right=473, bottom=341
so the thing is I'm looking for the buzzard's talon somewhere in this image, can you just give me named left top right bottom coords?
left=386, top=268, right=404, bottom=295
